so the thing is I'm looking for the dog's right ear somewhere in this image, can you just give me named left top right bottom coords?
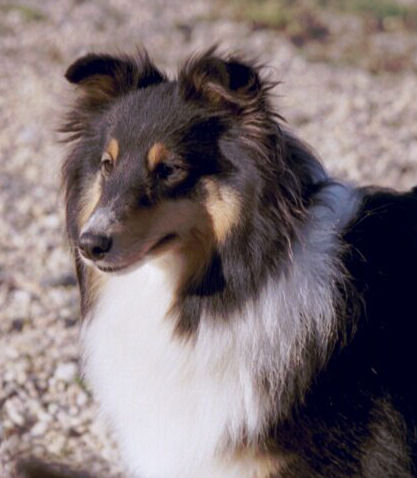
left=65, top=51, right=166, bottom=105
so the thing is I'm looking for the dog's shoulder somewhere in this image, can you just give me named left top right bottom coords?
left=341, top=185, right=417, bottom=390
left=342, top=184, right=417, bottom=304
left=343, top=185, right=417, bottom=268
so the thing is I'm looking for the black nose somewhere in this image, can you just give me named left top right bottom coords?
left=78, top=232, right=112, bottom=261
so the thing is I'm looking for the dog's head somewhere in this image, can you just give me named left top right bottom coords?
left=62, top=48, right=291, bottom=275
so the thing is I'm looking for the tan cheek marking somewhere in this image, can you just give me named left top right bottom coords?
left=204, top=179, right=241, bottom=243
left=107, top=137, right=119, bottom=162
left=147, top=142, right=169, bottom=170
left=78, top=175, right=102, bottom=230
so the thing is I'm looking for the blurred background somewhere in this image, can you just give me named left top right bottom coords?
left=1, top=0, right=416, bottom=475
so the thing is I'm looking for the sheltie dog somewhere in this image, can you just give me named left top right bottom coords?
left=60, top=47, right=417, bottom=478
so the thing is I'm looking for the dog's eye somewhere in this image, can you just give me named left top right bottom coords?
left=154, top=160, right=187, bottom=185
left=155, top=162, right=175, bottom=180
left=101, top=152, right=114, bottom=176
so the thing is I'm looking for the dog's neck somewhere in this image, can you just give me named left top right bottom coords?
left=81, top=181, right=359, bottom=478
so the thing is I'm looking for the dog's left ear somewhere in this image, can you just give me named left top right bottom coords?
left=178, top=49, right=267, bottom=113
left=65, top=51, right=166, bottom=105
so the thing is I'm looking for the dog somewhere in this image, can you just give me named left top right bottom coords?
left=60, top=47, right=417, bottom=478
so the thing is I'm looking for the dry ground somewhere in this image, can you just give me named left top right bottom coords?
left=1, top=0, right=416, bottom=476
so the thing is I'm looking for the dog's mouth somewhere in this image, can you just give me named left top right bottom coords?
left=84, top=233, right=178, bottom=274
left=149, top=232, right=177, bottom=253
left=96, top=263, right=128, bottom=273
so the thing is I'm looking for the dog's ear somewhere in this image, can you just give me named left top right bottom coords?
left=65, top=51, right=166, bottom=104
left=178, top=49, right=266, bottom=113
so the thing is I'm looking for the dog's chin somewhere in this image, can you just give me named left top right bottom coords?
left=96, top=262, right=141, bottom=275
left=80, top=233, right=179, bottom=275
left=78, top=255, right=135, bottom=275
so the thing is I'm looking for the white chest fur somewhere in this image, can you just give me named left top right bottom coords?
left=82, top=258, right=269, bottom=478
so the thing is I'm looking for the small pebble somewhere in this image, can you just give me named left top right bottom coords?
left=31, top=421, right=48, bottom=436
left=9, top=318, right=24, bottom=332
left=41, top=273, right=77, bottom=288
left=54, top=362, right=78, bottom=383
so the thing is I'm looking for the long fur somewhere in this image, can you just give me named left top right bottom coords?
left=61, top=48, right=417, bottom=478
left=81, top=182, right=358, bottom=478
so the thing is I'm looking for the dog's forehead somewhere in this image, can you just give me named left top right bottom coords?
left=109, top=81, right=191, bottom=149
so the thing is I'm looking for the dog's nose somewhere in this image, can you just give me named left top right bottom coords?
left=78, top=232, right=112, bottom=260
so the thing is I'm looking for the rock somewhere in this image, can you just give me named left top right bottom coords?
left=64, top=317, right=78, bottom=328
left=4, top=398, right=25, bottom=427
left=31, top=421, right=48, bottom=436
left=54, top=362, right=78, bottom=383
left=76, top=391, right=88, bottom=407
left=41, top=272, right=77, bottom=288
left=9, top=318, right=25, bottom=332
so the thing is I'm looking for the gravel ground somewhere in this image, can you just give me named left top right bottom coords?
left=1, top=0, right=416, bottom=476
